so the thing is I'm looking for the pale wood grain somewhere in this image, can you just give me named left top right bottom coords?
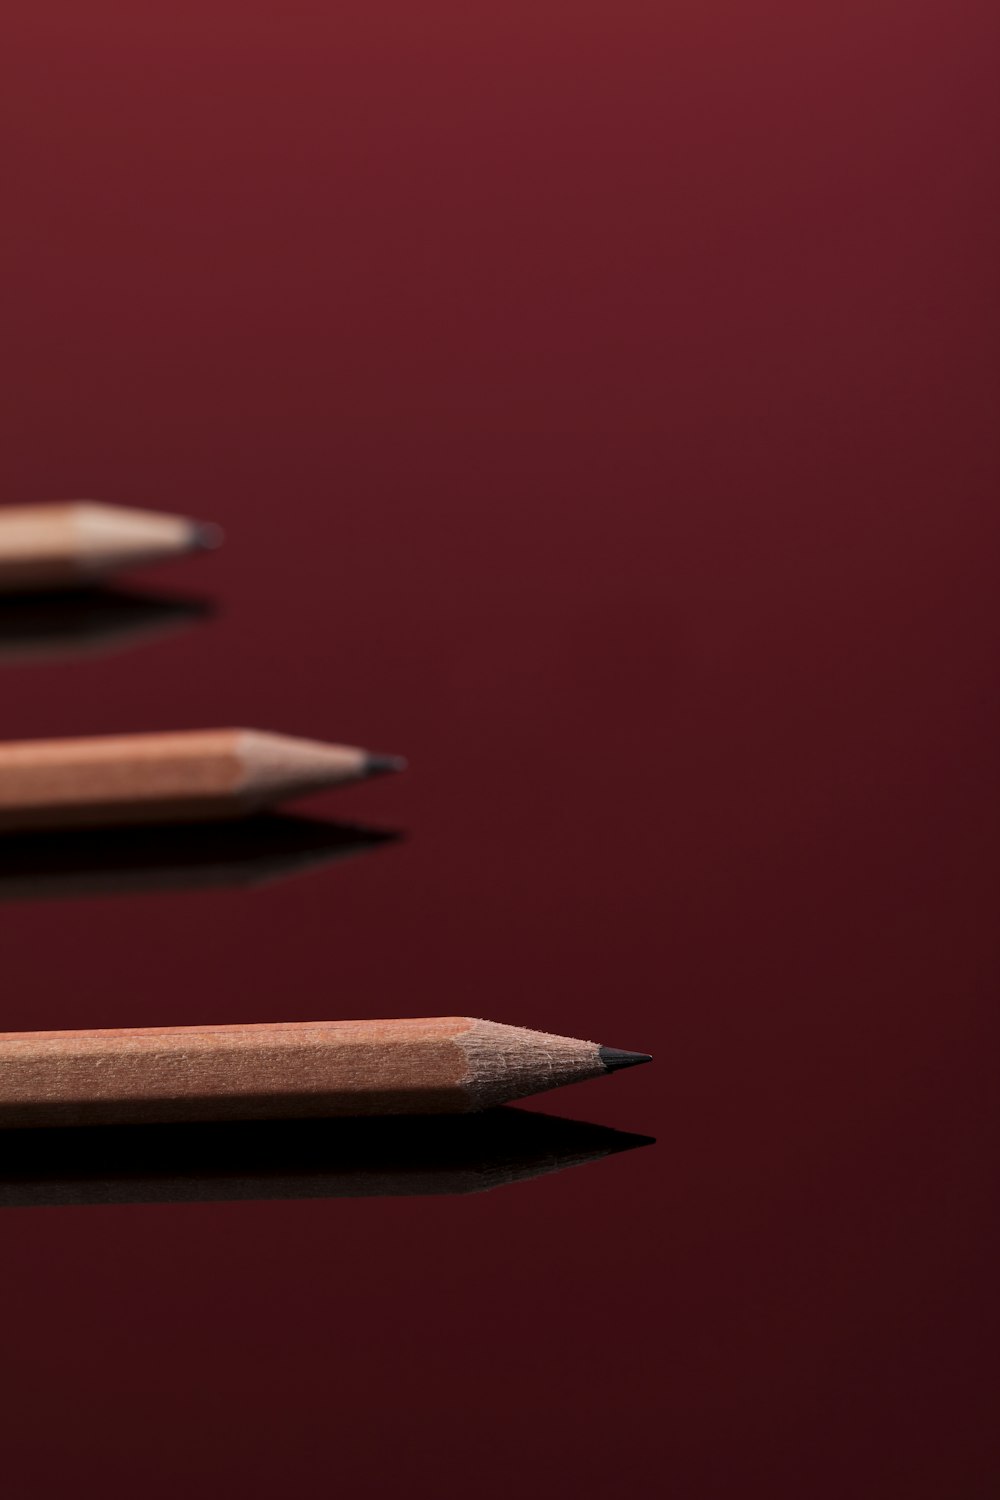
left=0, top=502, right=219, bottom=591
left=0, top=729, right=382, bottom=830
left=0, top=1017, right=608, bottom=1126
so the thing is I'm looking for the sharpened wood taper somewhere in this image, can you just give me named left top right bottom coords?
left=0, top=502, right=222, bottom=592
left=0, top=1018, right=653, bottom=1127
left=0, top=728, right=406, bottom=832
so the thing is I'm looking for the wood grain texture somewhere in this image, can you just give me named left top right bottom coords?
left=0, top=502, right=219, bottom=591
left=0, top=1017, right=609, bottom=1126
left=0, top=728, right=383, bottom=831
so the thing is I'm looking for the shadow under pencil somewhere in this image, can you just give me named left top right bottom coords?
left=0, top=585, right=214, bottom=663
left=0, top=815, right=402, bottom=901
left=0, top=1108, right=656, bottom=1208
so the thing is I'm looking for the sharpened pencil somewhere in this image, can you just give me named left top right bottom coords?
left=0, top=1017, right=653, bottom=1127
left=0, top=728, right=407, bottom=832
left=0, top=502, right=222, bottom=592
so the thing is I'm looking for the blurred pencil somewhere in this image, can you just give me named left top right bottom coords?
left=0, top=816, right=399, bottom=902
left=0, top=1017, right=652, bottom=1127
left=0, top=502, right=222, bottom=592
left=0, top=587, right=211, bottom=663
left=0, top=1108, right=655, bottom=1207
left=0, top=728, right=406, bottom=832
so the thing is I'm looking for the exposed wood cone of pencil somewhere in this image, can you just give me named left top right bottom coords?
left=0, top=501, right=222, bottom=592
left=0, top=729, right=407, bottom=832
left=0, top=1018, right=653, bottom=1128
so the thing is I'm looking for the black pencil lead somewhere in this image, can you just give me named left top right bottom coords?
left=364, top=752, right=408, bottom=778
left=190, top=521, right=225, bottom=551
left=599, top=1046, right=653, bottom=1073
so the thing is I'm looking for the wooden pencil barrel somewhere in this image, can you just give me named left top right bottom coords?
left=0, top=1018, right=609, bottom=1127
left=0, top=502, right=217, bottom=592
left=0, top=729, right=381, bottom=831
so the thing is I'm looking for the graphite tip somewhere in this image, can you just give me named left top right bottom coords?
left=189, top=521, right=225, bottom=552
left=364, top=752, right=408, bottom=778
left=599, top=1046, right=653, bottom=1074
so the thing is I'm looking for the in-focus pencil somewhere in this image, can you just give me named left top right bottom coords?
left=0, top=1017, right=653, bottom=1127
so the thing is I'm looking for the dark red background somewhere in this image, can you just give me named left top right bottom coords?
left=1, top=2, right=998, bottom=1494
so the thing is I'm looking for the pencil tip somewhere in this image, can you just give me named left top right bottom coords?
left=599, top=1046, right=652, bottom=1074
left=364, top=752, right=408, bottom=779
left=190, top=522, right=225, bottom=552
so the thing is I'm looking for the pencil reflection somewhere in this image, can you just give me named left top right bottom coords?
left=0, top=815, right=400, bottom=901
left=0, top=1109, right=655, bottom=1208
left=0, top=586, right=212, bottom=663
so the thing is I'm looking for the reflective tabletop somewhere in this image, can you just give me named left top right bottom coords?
left=1, top=4, right=997, bottom=1496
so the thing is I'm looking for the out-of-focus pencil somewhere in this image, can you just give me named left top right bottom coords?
left=0, top=1109, right=655, bottom=1208
left=0, top=816, right=399, bottom=902
left=0, top=502, right=222, bottom=592
left=0, top=1018, right=652, bottom=1127
left=0, top=728, right=406, bottom=832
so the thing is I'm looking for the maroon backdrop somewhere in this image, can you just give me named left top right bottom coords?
left=1, top=3, right=998, bottom=1495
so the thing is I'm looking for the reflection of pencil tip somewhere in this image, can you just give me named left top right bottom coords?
left=0, top=587, right=214, bottom=664
left=0, top=815, right=400, bottom=903
left=0, top=1107, right=655, bottom=1209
